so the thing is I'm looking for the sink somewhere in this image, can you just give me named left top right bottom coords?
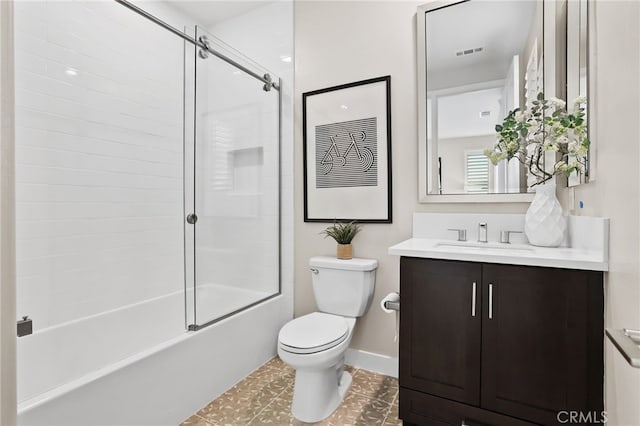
left=434, top=241, right=534, bottom=251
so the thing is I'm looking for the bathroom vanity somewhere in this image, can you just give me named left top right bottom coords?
left=389, top=213, right=609, bottom=426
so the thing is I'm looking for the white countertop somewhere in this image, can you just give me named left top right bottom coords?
left=388, top=238, right=608, bottom=271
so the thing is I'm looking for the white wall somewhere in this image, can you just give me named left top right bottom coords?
left=294, top=1, right=527, bottom=361
left=560, top=2, right=640, bottom=425
left=295, top=2, right=640, bottom=424
left=0, top=0, right=17, bottom=423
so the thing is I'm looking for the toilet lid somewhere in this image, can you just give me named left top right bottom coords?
left=279, top=312, right=349, bottom=354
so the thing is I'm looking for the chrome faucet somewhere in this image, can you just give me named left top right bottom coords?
left=478, top=222, right=488, bottom=243
left=448, top=228, right=467, bottom=241
left=500, top=230, right=523, bottom=244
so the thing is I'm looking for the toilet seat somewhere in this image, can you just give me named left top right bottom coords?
left=279, top=312, right=349, bottom=354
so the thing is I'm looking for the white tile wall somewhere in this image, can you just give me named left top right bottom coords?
left=15, top=0, right=294, bottom=332
left=14, top=0, right=186, bottom=330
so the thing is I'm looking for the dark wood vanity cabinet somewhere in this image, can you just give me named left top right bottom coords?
left=399, top=257, right=604, bottom=426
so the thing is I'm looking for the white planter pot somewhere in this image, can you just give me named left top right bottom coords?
left=524, top=181, right=566, bottom=247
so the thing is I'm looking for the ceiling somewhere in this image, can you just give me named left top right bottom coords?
left=425, top=1, right=538, bottom=84
left=437, top=87, right=503, bottom=139
left=166, top=0, right=274, bottom=26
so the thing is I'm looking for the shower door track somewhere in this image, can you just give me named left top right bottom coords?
left=114, top=0, right=280, bottom=91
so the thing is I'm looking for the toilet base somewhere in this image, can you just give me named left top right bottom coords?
left=291, top=365, right=352, bottom=422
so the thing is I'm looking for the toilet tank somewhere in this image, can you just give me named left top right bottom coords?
left=309, top=256, right=378, bottom=317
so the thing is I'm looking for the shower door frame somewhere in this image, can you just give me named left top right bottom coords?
left=187, top=25, right=283, bottom=331
left=113, top=0, right=283, bottom=332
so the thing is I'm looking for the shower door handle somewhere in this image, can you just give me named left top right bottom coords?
left=186, top=213, right=198, bottom=225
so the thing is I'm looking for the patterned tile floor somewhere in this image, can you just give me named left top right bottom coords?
left=181, top=357, right=401, bottom=426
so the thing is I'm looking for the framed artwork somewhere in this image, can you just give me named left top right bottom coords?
left=302, top=75, right=392, bottom=223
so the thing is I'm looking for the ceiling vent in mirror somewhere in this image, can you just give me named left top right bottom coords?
left=479, top=110, right=491, bottom=118
left=456, top=47, right=484, bottom=57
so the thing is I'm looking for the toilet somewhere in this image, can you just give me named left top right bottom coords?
left=278, top=256, right=378, bottom=422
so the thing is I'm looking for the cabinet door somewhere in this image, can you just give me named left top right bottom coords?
left=481, top=264, right=604, bottom=424
left=400, top=257, right=482, bottom=406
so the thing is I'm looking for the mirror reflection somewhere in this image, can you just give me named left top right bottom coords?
left=567, top=0, right=589, bottom=186
left=423, top=0, right=542, bottom=195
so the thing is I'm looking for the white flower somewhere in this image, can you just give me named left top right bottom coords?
left=488, top=94, right=590, bottom=185
left=578, top=145, right=588, bottom=157
left=548, top=97, right=566, bottom=110
left=483, top=149, right=499, bottom=166
left=484, top=149, right=511, bottom=166
left=573, top=95, right=587, bottom=106
left=514, top=111, right=527, bottom=123
left=544, top=143, right=559, bottom=152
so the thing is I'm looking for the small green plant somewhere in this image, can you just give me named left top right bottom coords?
left=321, top=221, right=362, bottom=245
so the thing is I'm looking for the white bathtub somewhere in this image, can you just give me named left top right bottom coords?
left=17, top=284, right=290, bottom=426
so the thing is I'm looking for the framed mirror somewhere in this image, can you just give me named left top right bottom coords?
left=417, top=0, right=543, bottom=202
left=567, top=0, right=590, bottom=186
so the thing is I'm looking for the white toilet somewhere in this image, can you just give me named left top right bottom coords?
left=278, top=256, right=378, bottom=423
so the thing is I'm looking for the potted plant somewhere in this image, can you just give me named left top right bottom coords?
left=484, top=93, right=589, bottom=185
left=484, top=93, right=589, bottom=247
left=321, top=221, right=362, bottom=260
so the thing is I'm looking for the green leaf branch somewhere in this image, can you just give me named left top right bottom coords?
left=485, top=93, right=589, bottom=186
left=320, top=221, right=362, bottom=245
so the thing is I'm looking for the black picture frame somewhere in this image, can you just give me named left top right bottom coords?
left=302, top=76, right=392, bottom=223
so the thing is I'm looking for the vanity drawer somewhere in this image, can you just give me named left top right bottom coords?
left=400, top=387, right=538, bottom=426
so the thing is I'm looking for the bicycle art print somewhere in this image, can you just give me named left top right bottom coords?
left=302, top=75, right=392, bottom=223
left=315, top=117, right=378, bottom=189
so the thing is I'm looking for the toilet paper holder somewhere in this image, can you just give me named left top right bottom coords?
left=383, top=299, right=400, bottom=311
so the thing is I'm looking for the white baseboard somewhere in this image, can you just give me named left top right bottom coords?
left=345, top=348, right=398, bottom=378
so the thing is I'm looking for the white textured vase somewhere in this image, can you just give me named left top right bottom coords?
left=524, top=181, right=566, bottom=247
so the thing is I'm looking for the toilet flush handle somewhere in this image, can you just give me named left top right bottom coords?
left=310, top=268, right=319, bottom=274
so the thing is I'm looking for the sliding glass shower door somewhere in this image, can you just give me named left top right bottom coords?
left=185, top=27, right=281, bottom=329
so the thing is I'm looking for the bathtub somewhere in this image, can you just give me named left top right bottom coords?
left=17, top=284, right=290, bottom=426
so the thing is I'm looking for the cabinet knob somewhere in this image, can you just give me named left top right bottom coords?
left=471, top=282, right=477, bottom=317
left=488, top=283, right=494, bottom=320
